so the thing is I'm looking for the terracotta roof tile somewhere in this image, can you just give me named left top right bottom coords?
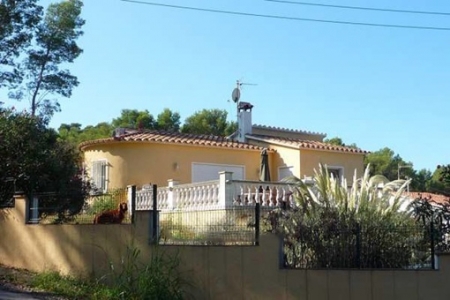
left=405, top=192, right=450, bottom=205
left=253, top=124, right=326, bottom=137
left=246, top=134, right=368, bottom=154
left=79, top=130, right=266, bottom=151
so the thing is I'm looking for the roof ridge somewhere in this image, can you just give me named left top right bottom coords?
left=252, top=124, right=326, bottom=136
left=80, top=130, right=265, bottom=151
left=246, top=134, right=368, bottom=154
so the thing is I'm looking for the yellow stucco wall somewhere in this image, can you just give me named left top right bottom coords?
left=83, top=142, right=263, bottom=189
left=268, top=145, right=300, bottom=181
left=240, top=138, right=364, bottom=183
left=2, top=196, right=450, bottom=300
left=300, top=149, right=365, bottom=184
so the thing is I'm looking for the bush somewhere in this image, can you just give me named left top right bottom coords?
left=265, top=164, right=428, bottom=269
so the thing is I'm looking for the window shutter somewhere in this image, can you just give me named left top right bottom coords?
left=92, top=160, right=107, bottom=193
left=100, top=162, right=107, bottom=193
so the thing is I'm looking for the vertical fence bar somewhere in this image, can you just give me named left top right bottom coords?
left=152, top=184, right=158, bottom=244
left=431, top=220, right=436, bottom=270
left=355, top=223, right=361, bottom=268
left=131, top=185, right=136, bottom=225
left=255, top=202, right=260, bottom=246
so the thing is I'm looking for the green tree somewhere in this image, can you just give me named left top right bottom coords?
left=155, top=108, right=181, bottom=132
left=438, top=164, right=450, bottom=184
left=112, top=109, right=155, bottom=130
left=427, top=165, right=450, bottom=196
left=324, top=136, right=358, bottom=148
left=364, top=147, right=413, bottom=181
left=9, top=0, right=84, bottom=118
left=57, top=122, right=82, bottom=144
left=0, top=0, right=42, bottom=88
left=0, top=109, right=89, bottom=218
left=410, top=169, right=433, bottom=192
left=181, top=109, right=234, bottom=136
left=224, top=121, right=238, bottom=137
left=58, top=122, right=112, bottom=145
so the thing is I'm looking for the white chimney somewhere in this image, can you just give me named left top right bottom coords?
left=237, top=101, right=253, bottom=143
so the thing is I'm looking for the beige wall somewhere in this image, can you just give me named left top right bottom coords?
left=300, top=149, right=365, bottom=184
left=83, top=142, right=262, bottom=189
left=1, top=196, right=450, bottom=300
left=270, top=145, right=300, bottom=181
left=244, top=139, right=364, bottom=183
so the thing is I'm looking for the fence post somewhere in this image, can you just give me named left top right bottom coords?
left=255, top=202, right=260, bottom=246
left=355, top=223, right=361, bottom=268
left=131, top=185, right=136, bottom=224
left=431, top=220, right=436, bottom=270
left=150, top=184, right=159, bottom=244
left=167, top=179, right=179, bottom=210
left=219, top=171, right=233, bottom=208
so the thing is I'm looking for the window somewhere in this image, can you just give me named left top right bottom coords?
left=92, top=160, right=108, bottom=194
left=278, top=166, right=294, bottom=181
left=327, top=166, right=344, bottom=181
left=191, top=163, right=245, bottom=182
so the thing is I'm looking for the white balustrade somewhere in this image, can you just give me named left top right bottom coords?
left=132, top=173, right=303, bottom=211
left=230, top=180, right=296, bottom=208
left=135, top=187, right=170, bottom=211
left=173, top=180, right=220, bottom=210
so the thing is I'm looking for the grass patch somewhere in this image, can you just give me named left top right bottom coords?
left=0, top=244, right=193, bottom=299
left=31, top=271, right=114, bottom=299
left=105, top=245, right=192, bottom=300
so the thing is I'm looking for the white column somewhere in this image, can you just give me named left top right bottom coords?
left=219, top=171, right=233, bottom=208
left=167, top=179, right=179, bottom=210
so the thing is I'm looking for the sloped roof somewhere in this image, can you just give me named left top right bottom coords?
left=79, top=130, right=266, bottom=151
left=246, top=134, right=368, bottom=154
left=252, top=124, right=326, bottom=137
left=404, top=192, right=450, bottom=205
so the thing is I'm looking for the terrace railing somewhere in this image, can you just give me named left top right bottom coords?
left=133, top=172, right=301, bottom=211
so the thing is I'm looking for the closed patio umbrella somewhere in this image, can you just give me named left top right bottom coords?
left=259, top=148, right=271, bottom=182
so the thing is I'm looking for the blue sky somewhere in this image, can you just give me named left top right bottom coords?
left=2, top=0, right=450, bottom=171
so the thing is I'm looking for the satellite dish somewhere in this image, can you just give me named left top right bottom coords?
left=231, top=87, right=240, bottom=103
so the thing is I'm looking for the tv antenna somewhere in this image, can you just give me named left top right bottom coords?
left=231, top=80, right=257, bottom=103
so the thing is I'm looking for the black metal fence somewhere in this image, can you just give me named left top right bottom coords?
left=282, top=224, right=436, bottom=270
left=157, top=205, right=260, bottom=246
left=26, top=189, right=131, bottom=224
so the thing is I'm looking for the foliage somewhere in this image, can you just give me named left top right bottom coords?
left=181, top=108, right=235, bottom=136
left=112, top=109, right=155, bottom=130
left=438, top=164, right=450, bottom=184
left=411, top=194, right=450, bottom=253
left=32, top=271, right=115, bottom=300
left=364, top=147, right=414, bottom=181
left=410, top=169, right=433, bottom=193
left=8, top=0, right=84, bottom=118
left=156, top=108, right=181, bottom=132
left=58, top=122, right=113, bottom=145
left=57, top=107, right=239, bottom=146
left=324, top=136, right=358, bottom=149
left=0, top=109, right=89, bottom=216
left=107, top=245, right=191, bottom=300
left=87, top=188, right=127, bottom=215
left=264, top=164, right=429, bottom=268
left=0, top=0, right=43, bottom=88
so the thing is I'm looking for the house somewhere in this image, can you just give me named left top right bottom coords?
left=80, top=102, right=367, bottom=193
left=403, top=192, right=450, bottom=206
